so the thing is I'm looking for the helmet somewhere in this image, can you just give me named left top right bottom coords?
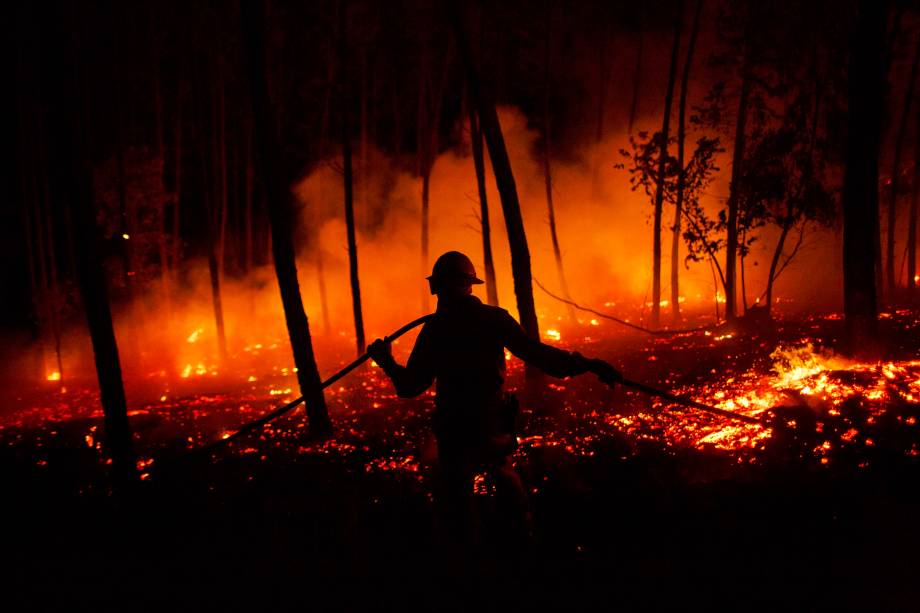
left=427, top=251, right=484, bottom=291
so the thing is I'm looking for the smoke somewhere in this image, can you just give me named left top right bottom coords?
left=7, top=106, right=843, bottom=394
left=293, top=104, right=844, bottom=344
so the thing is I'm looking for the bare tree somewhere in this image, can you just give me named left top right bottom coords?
left=339, top=0, right=366, bottom=356
left=724, top=36, right=752, bottom=321
left=670, top=0, right=703, bottom=323
left=542, top=3, right=574, bottom=322
left=469, top=104, right=499, bottom=306
left=885, top=39, right=920, bottom=295
left=627, top=7, right=644, bottom=136
left=449, top=0, right=541, bottom=379
left=47, top=4, right=136, bottom=488
left=843, top=0, right=885, bottom=349
left=651, top=0, right=682, bottom=328
left=242, top=0, right=332, bottom=435
left=908, top=119, right=920, bottom=295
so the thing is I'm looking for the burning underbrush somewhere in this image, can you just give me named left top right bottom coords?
left=3, top=309, right=920, bottom=495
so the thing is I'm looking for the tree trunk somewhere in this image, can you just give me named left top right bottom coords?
left=420, top=167, right=431, bottom=310
left=670, top=0, right=702, bottom=323
left=360, top=50, right=369, bottom=231
left=725, top=47, right=752, bottom=321
left=542, top=5, right=575, bottom=322
left=338, top=0, right=366, bottom=356
left=242, top=0, right=332, bottom=435
left=208, top=246, right=228, bottom=359
left=909, top=112, right=920, bottom=295
left=765, top=217, right=792, bottom=312
left=315, top=57, right=334, bottom=333
left=172, top=94, right=182, bottom=282
left=449, top=0, right=541, bottom=378
left=627, top=8, right=644, bottom=136
left=316, top=249, right=332, bottom=334
left=47, top=7, right=136, bottom=488
left=469, top=105, right=499, bottom=306
left=885, top=39, right=920, bottom=295
left=591, top=17, right=611, bottom=197
left=651, top=0, right=682, bottom=329
left=218, top=66, right=229, bottom=279
left=205, top=74, right=229, bottom=361
left=740, top=226, right=748, bottom=311
left=843, top=0, right=885, bottom=350
left=419, top=46, right=452, bottom=313
left=244, top=117, right=254, bottom=275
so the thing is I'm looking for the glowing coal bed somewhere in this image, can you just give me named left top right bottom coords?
left=3, top=309, right=919, bottom=495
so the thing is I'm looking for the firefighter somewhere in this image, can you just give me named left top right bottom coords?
left=367, top=251, right=621, bottom=548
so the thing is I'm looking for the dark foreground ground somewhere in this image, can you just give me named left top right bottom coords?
left=4, top=310, right=920, bottom=611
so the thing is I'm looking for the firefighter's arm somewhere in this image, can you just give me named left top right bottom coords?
left=367, top=328, right=435, bottom=398
left=501, top=312, right=622, bottom=383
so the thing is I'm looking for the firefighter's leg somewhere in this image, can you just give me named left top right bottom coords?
left=434, top=445, right=479, bottom=553
left=492, top=456, right=533, bottom=548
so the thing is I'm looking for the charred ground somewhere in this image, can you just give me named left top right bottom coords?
left=4, top=310, right=920, bottom=609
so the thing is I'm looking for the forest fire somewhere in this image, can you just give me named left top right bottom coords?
left=7, top=0, right=920, bottom=606
left=4, top=310, right=918, bottom=484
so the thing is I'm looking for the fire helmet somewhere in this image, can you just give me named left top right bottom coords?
left=427, top=251, right=484, bottom=292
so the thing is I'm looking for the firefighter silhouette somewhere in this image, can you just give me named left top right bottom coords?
left=368, top=251, right=621, bottom=547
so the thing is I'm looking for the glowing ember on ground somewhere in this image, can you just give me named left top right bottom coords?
left=2, top=310, right=919, bottom=490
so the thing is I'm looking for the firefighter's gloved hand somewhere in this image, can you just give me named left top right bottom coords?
left=367, top=339, right=396, bottom=369
left=589, top=359, right=623, bottom=387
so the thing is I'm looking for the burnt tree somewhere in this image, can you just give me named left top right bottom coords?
left=886, top=39, right=919, bottom=295
left=542, top=3, right=574, bottom=322
left=469, top=104, right=499, bottom=306
left=670, top=0, right=703, bottom=323
left=627, top=7, right=644, bottom=136
left=450, top=0, right=541, bottom=379
left=651, top=0, right=682, bottom=328
left=724, top=34, right=752, bottom=320
left=46, top=4, right=136, bottom=488
left=909, top=113, right=920, bottom=295
left=339, top=0, right=366, bottom=355
left=843, top=0, right=885, bottom=349
left=242, top=0, right=332, bottom=435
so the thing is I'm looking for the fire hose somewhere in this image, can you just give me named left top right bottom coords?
left=170, top=314, right=760, bottom=472
left=201, top=314, right=434, bottom=453
left=615, top=377, right=762, bottom=424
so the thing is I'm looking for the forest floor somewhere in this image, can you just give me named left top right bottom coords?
left=3, top=308, right=920, bottom=610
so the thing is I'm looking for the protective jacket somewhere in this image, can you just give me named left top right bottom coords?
left=377, top=294, right=589, bottom=450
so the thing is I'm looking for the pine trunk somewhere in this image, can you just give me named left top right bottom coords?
left=627, top=11, right=644, bottom=136
left=843, top=0, right=885, bottom=349
left=766, top=217, right=792, bottom=312
left=725, top=51, right=752, bottom=321
left=651, top=0, right=682, bottom=329
left=450, top=1, right=541, bottom=379
left=885, top=40, right=919, bottom=295
left=469, top=106, right=499, bottom=306
left=338, top=0, right=366, bottom=356
left=909, top=116, right=920, bottom=295
left=242, top=0, right=332, bottom=434
left=671, top=0, right=702, bottom=323
left=542, top=8, right=574, bottom=322
left=47, top=9, right=136, bottom=488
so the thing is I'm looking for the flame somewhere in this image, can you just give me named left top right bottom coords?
left=545, top=329, right=561, bottom=341
left=186, top=328, right=204, bottom=343
left=46, top=371, right=61, bottom=382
